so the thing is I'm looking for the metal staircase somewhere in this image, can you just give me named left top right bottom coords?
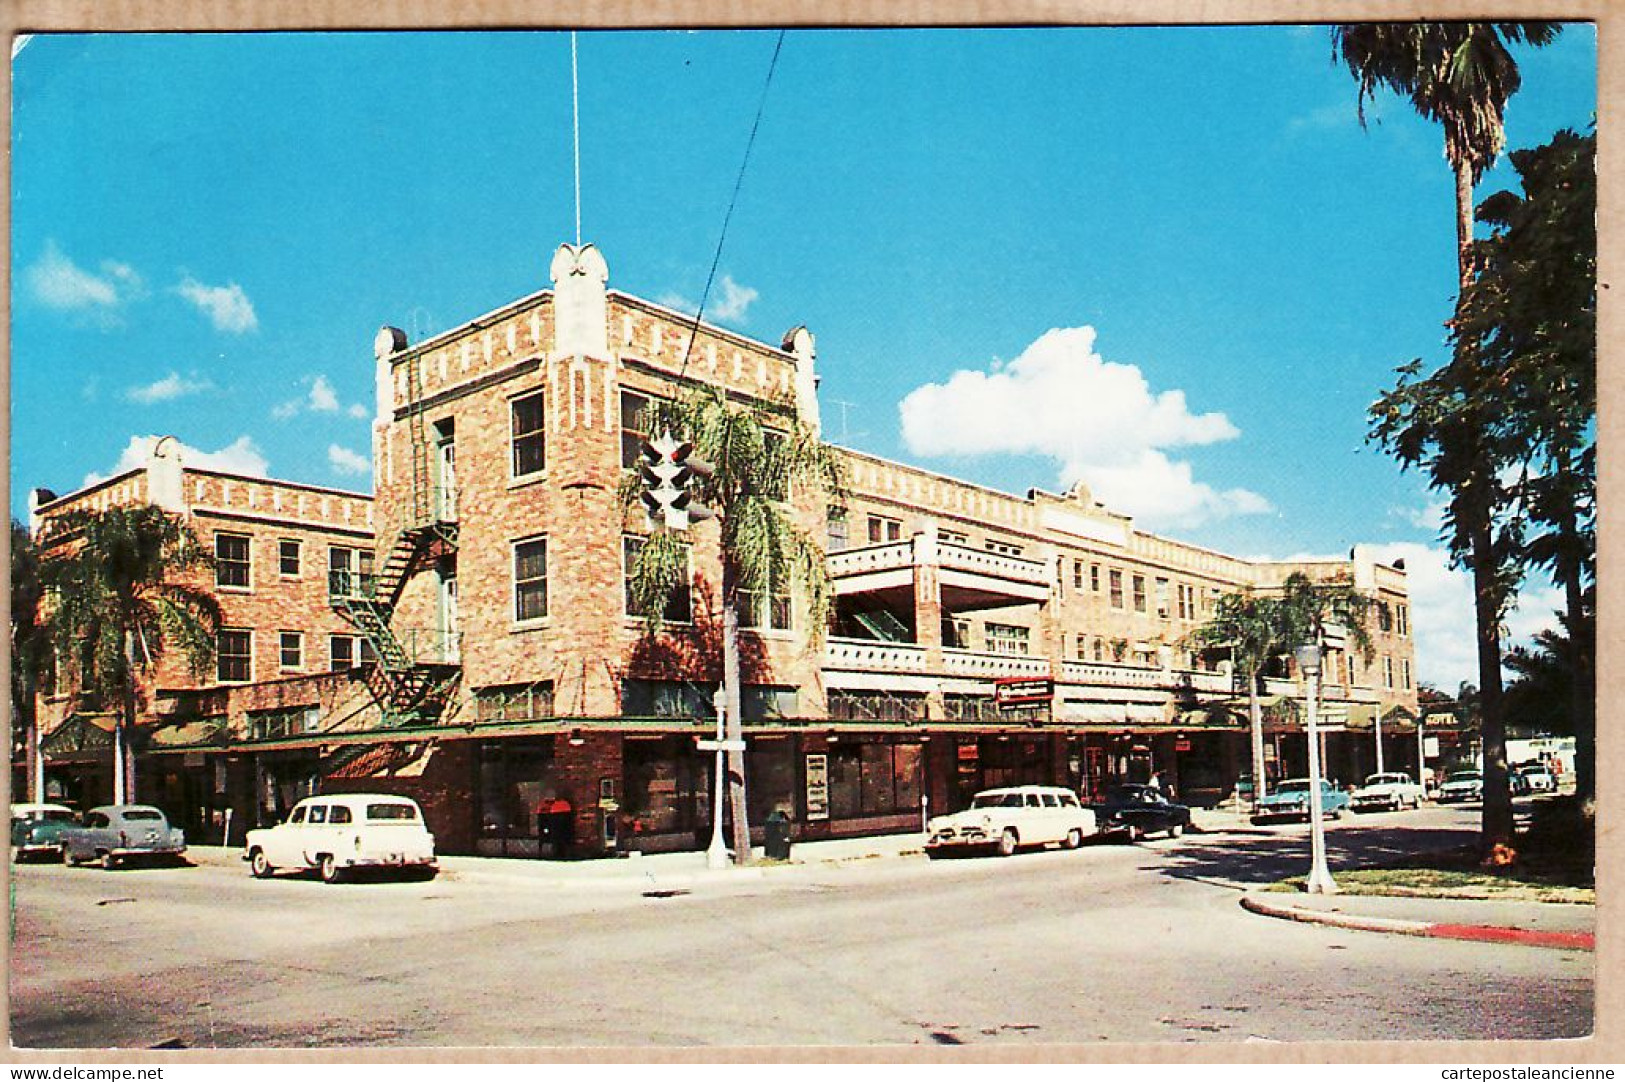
left=329, top=354, right=460, bottom=726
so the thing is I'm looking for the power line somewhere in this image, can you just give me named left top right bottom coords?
left=678, top=30, right=787, bottom=379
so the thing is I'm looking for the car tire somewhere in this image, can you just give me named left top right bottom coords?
left=1125, top=823, right=1144, bottom=843
left=1168, top=821, right=1184, bottom=839
left=249, top=849, right=273, bottom=879
left=1331, top=807, right=1344, bottom=820
left=997, top=829, right=1018, bottom=857
left=1064, top=828, right=1084, bottom=850
left=925, top=849, right=944, bottom=861
left=319, top=854, right=344, bottom=884
left=99, top=851, right=119, bottom=871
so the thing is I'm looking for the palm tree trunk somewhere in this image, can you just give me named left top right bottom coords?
left=119, top=628, right=139, bottom=805
left=720, top=559, right=752, bottom=864
left=1247, top=668, right=1268, bottom=804
left=1454, top=156, right=1476, bottom=292
left=1472, top=524, right=1514, bottom=848
left=27, top=718, right=43, bottom=803
left=1558, top=546, right=1592, bottom=801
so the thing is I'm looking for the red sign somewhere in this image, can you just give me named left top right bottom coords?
left=1175, top=739, right=1192, bottom=752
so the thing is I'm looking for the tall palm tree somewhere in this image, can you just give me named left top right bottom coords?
left=625, top=388, right=845, bottom=863
left=39, top=505, right=220, bottom=804
left=1331, top=22, right=1562, bottom=290
left=1188, top=590, right=1286, bottom=804
left=11, top=521, right=51, bottom=802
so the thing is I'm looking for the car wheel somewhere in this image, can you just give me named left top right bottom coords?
left=1331, top=807, right=1344, bottom=820
left=319, top=854, right=343, bottom=884
left=1168, top=821, right=1184, bottom=839
left=99, top=851, right=119, bottom=871
left=996, top=829, right=1018, bottom=857
left=249, top=849, right=273, bottom=879
left=1125, top=823, right=1144, bottom=843
left=925, top=849, right=944, bottom=861
left=1064, top=828, right=1084, bottom=850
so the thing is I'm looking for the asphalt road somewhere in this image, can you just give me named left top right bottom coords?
left=8, top=803, right=1594, bottom=1049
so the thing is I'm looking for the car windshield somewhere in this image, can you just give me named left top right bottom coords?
left=1364, top=775, right=1403, bottom=786
left=1447, top=772, right=1482, bottom=783
left=367, top=803, right=418, bottom=821
left=121, top=809, right=163, bottom=822
left=970, top=793, right=1024, bottom=809
left=1276, top=781, right=1310, bottom=794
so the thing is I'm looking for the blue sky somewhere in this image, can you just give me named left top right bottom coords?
left=9, top=27, right=1597, bottom=690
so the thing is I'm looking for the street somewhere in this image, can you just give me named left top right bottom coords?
left=8, top=804, right=1593, bottom=1048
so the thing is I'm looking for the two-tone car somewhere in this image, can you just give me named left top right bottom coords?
left=10, top=803, right=79, bottom=863
left=925, top=786, right=1096, bottom=859
left=1437, top=770, right=1484, bottom=803
left=1351, top=772, right=1426, bottom=813
left=1088, top=784, right=1191, bottom=842
left=1251, top=778, right=1351, bottom=824
left=244, top=793, right=438, bottom=883
left=62, top=805, right=187, bottom=869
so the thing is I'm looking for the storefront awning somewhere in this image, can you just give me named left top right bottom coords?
left=41, top=712, right=116, bottom=759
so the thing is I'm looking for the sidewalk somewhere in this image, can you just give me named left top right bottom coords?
left=1240, top=890, right=1596, bottom=952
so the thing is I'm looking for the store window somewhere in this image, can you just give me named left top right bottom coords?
left=215, top=533, right=251, bottom=589
left=622, top=680, right=718, bottom=719
left=825, top=740, right=923, bottom=819
left=623, top=736, right=709, bottom=842
left=477, top=740, right=559, bottom=858
left=511, top=391, right=547, bottom=478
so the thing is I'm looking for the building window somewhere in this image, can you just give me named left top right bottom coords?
left=1109, top=569, right=1125, bottom=609
left=329, top=634, right=377, bottom=671
left=1378, top=602, right=1394, bottom=633
left=623, top=535, right=692, bottom=623
left=1382, top=656, right=1394, bottom=688
left=1177, top=583, right=1196, bottom=621
left=474, top=682, right=556, bottom=722
left=1401, top=658, right=1412, bottom=690
left=943, top=617, right=972, bottom=650
left=1132, top=575, right=1148, bottom=613
left=985, top=623, right=1030, bottom=656
left=620, top=389, right=653, bottom=469
left=511, top=391, right=547, bottom=477
left=514, top=537, right=548, bottom=622
left=279, top=631, right=304, bottom=672
left=1348, top=654, right=1358, bottom=685
left=985, top=538, right=1023, bottom=557
left=1155, top=577, right=1170, bottom=617
left=1397, top=605, right=1409, bottom=637
left=1074, top=634, right=1089, bottom=661
left=1090, top=563, right=1102, bottom=592
left=217, top=629, right=251, bottom=683
left=1072, top=561, right=1084, bottom=590
left=827, top=508, right=849, bottom=552
left=867, top=515, right=902, bottom=544
left=828, top=690, right=927, bottom=722
left=249, top=706, right=319, bottom=741
left=740, top=561, right=791, bottom=632
left=279, top=539, right=302, bottom=578
left=940, top=529, right=969, bottom=547
left=1093, top=637, right=1105, bottom=662
left=215, top=533, right=250, bottom=589
left=329, top=546, right=374, bottom=598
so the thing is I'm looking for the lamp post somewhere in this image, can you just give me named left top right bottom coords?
left=1374, top=702, right=1385, bottom=776
left=1294, top=641, right=1338, bottom=895
left=705, top=689, right=729, bottom=870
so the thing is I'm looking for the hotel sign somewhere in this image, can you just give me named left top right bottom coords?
left=994, top=677, right=1054, bottom=706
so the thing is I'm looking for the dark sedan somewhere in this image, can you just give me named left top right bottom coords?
left=1088, top=784, right=1192, bottom=842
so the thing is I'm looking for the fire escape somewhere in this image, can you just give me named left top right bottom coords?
left=330, top=358, right=461, bottom=726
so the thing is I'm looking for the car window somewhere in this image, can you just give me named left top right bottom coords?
left=1040, top=793, right=1059, bottom=808
left=44, top=809, right=77, bottom=823
left=308, top=805, right=328, bottom=824
left=1278, top=782, right=1309, bottom=794
left=290, top=807, right=307, bottom=825
left=1023, top=794, right=1042, bottom=808
left=367, top=803, right=418, bottom=821
left=1060, top=794, right=1080, bottom=808
left=123, top=809, right=163, bottom=822
left=330, top=805, right=353, bottom=824
left=87, top=813, right=110, bottom=829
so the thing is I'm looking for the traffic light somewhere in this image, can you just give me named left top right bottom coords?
left=638, top=432, right=714, bottom=530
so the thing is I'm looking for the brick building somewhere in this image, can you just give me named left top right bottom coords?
left=23, top=242, right=1420, bottom=857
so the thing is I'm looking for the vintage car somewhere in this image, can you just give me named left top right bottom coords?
left=1437, top=770, right=1484, bottom=803
left=1251, top=778, right=1351, bottom=824
left=925, top=785, right=1096, bottom=858
left=1515, top=762, right=1557, bottom=794
left=1087, top=784, right=1191, bottom=842
left=63, top=805, right=187, bottom=869
left=244, top=793, right=438, bottom=883
left=11, top=803, right=79, bottom=862
left=1351, top=772, right=1427, bottom=813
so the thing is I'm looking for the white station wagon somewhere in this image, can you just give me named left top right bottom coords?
left=244, top=794, right=438, bottom=883
left=926, top=785, right=1097, bottom=858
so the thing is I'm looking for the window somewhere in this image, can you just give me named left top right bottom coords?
left=511, top=391, right=547, bottom=477
left=758, top=430, right=789, bottom=501
left=330, top=805, right=353, bottom=825
left=1347, top=655, right=1358, bottom=685
left=1177, top=583, right=1196, bottom=621
left=828, top=690, right=927, bottom=721
left=513, top=537, right=548, bottom=621
left=279, top=631, right=304, bottom=672
left=1072, top=561, right=1084, bottom=590
left=329, top=634, right=377, bottom=671
left=1397, top=605, right=1409, bottom=637
left=620, top=389, right=653, bottom=469
left=1132, top=575, right=1148, bottom=613
left=217, top=629, right=252, bottom=683
left=867, top=515, right=902, bottom=544
left=623, top=535, right=692, bottom=623
left=249, top=706, right=318, bottom=740
left=740, top=560, right=791, bottom=632
left=474, top=683, right=556, bottom=722
left=215, top=533, right=250, bottom=589
left=1378, top=602, right=1394, bottom=633
left=1090, top=564, right=1102, bottom=592
left=985, top=539, right=1023, bottom=557
left=941, top=529, right=970, bottom=547
left=329, top=546, right=374, bottom=598
left=1155, top=577, right=1170, bottom=617
left=1075, top=634, right=1089, bottom=661
left=308, top=805, right=328, bottom=824
left=1109, top=569, right=1125, bottom=609
left=1383, top=656, right=1394, bottom=688
left=1401, top=658, right=1412, bottom=690
left=279, top=539, right=302, bottom=578
left=1093, top=637, right=1105, bottom=662
left=985, top=623, right=1030, bottom=656
left=943, top=617, right=972, bottom=650
left=827, top=508, right=849, bottom=552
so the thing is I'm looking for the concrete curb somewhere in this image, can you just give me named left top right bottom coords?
left=1239, top=893, right=1595, bottom=952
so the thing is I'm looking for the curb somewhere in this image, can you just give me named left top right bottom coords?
left=1240, top=893, right=1594, bottom=952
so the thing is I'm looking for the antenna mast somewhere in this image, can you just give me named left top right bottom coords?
left=572, top=32, right=582, bottom=246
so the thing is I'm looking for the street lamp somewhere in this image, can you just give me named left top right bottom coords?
left=1294, top=641, right=1338, bottom=895
left=704, top=689, right=729, bottom=870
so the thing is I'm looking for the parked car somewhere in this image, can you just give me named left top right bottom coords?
left=62, top=805, right=186, bottom=869
left=1088, top=784, right=1191, bottom=842
left=1515, top=762, right=1557, bottom=794
left=244, top=793, right=438, bottom=883
left=1251, top=778, right=1350, bottom=824
left=925, top=786, right=1096, bottom=858
left=10, top=803, right=79, bottom=863
left=1351, top=772, right=1427, bottom=813
left=1437, top=770, right=1484, bottom=803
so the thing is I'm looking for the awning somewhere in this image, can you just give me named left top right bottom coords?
left=147, top=719, right=229, bottom=749
left=1057, top=702, right=1127, bottom=724
left=41, top=713, right=116, bottom=758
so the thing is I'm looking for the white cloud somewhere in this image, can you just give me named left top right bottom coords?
left=26, top=241, right=146, bottom=321
left=308, top=375, right=340, bottom=413
left=656, top=292, right=696, bottom=315
left=898, top=326, right=1269, bottom=529
left=710, top=275, right=760, bottom=323
left=328, top=444, right=371, bottom=476
left=83, top=434, right=268, bottom=487
left=176, top=276, right=258, bottom=334
left=347, top=403, right=369, bottom=420
left=273, top=375, right=364, bottom=420
left=125, top=371, right=214, bottom=405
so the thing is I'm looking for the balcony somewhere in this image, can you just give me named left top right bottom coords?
left=829, top=539, right=1050, bottom=609
left=824, top=639, right=930, bottom=673
left=942, top=650, right=1051, bottom=678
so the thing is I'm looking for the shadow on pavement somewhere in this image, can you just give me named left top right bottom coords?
left=1153, top=821, right=1482, bottom=890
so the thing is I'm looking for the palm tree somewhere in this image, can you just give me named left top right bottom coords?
left=1188, top=590, right=1286, bottom=804
left=1331, top=22, right=1562, bottom=291
left=11, top=521, right=51, bottom=802
left=624, top=388, right=845, bottom=863
left=39, top=505, right=220, bottom=804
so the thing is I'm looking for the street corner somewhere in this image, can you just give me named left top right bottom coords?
left=1239, top=891, right=1595, bottom=952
